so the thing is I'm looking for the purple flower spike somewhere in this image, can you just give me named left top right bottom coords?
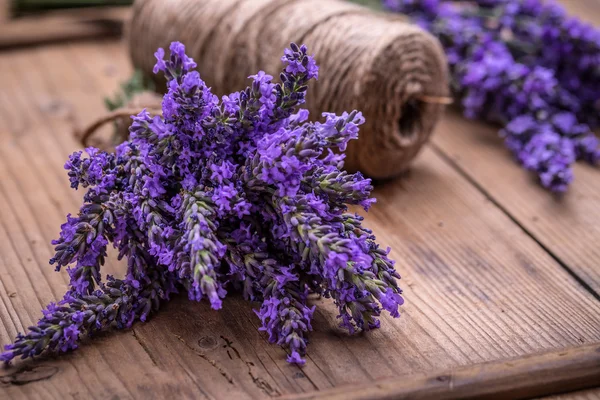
left=1, top=42, right=402, bottom=365
left=384, top=0, right=600, bottom=192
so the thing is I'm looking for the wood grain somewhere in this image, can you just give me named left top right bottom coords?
left=431, top=114, right=600, bottom=296
left=543, top=389, right=600, bottom=400
left=430, top=0, right=600, bottom=295
left=282, top=343, right=600, bottom=400
left=0, top=7, right=129, bottom=49
left=0, top=0, right=9, bottom=22
left=0, top=40, right=599, bottom=399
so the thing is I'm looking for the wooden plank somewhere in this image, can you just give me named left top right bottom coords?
left=431, top=113, right=600, bottom=296
left=542, top=388, right=600, bottom=400
left=282, top=343, right=600, bottom=400
left=559, top=0, right=600, bottom=26
left=0, top=7, right=129, bottom=49
left=0, top=40, right=599, bottom=399
left=0, top=0, right=9, bottom=22
left=430, top=0, right=600, bottom=295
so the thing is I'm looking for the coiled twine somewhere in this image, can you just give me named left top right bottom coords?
left=126, top=0, right=450, bottom=178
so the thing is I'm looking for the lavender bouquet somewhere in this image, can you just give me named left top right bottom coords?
left=1, top=43, right=403, bottom=365
left=384, top=0, right=600, bottom=192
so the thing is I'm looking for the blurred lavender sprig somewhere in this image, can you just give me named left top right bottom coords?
left=2, top=42, right=403, bottom=365
left=383, top=0, right=600, bottom=192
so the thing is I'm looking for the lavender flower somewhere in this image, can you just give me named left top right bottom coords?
left=383, top=0, right=600, bottom=192
left=1, top=264, right=177, bottom=363
left=2, top=42, right=402, bottom=365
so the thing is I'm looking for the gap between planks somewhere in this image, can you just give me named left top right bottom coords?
left=430, top=142, right=600, bottom=303
left=428, top=0, right=600, bottom=296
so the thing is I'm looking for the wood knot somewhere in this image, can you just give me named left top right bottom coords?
left=197, top=336, right=218, bottom=350
left=293, top=372, right=306, bottom=379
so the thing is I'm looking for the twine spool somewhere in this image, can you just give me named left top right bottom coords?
left=125, top=0, right=450, bottom=178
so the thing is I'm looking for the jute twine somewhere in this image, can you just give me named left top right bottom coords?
left=85, top=0, right=450, bottom=179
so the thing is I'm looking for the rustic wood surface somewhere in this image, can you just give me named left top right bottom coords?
left=0, top=7, right=129, bottom=49
left=0, top=0, right=8, bottom=23
left=0, top=2, right=599, bottom=399
left=284, top=343, right=600, bottom=400
left=429, top=0, right=600, bottom=301
left=431, top=114, right=600, bottom=297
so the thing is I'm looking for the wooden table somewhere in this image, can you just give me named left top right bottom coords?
left=1, top=3, right=599, bottom=399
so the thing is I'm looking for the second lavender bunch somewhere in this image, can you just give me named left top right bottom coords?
left=384, top=0, right=600, bottom=192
